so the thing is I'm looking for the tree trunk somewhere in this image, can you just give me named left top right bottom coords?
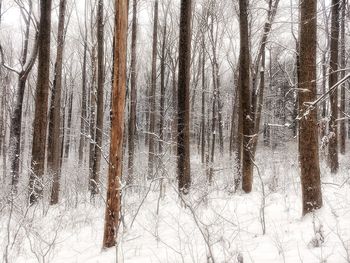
left=299, top=0, right=323, bottom=215
left=147, top=0, right=158, bottom=179
left=28, top=0, right=52, bottom=205
left=64, top=88, right=73, bottom=158
left=9, top=0, right=37, bottom=192
left=88, top=47, right=97, bottom=191
left=78, top=1, right=89, bottom=165
left=201, top=37, right=206, bottom=164
left=328, top=0, right=340, bottom=173
left=102, top=0, right=128, bottom=248
left=239, top=0, right=253, bottom=193
left=127, top=0, right=138, bottom=185
left=159, top=12, right=168, bottom=156
left=339, top=0, right=346, bottom=155
left=177, top=0, right=192, bottom=194
left=48, top=0, right=67, bottom=205
left=91, top=0, right=105, bottom=196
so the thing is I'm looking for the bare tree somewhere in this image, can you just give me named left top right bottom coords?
left=0, top=0, right=38, bottom=192
left=339, top=0, right=346, bottom=154
left=48, top=0, right=67, bottom=205
left=78, top=0, right=89, bottom=165
left=127, top=0, right=138, bottom=185
left=177, top=0, right=192, bottom=193
left=298, top=0, right=323, bottom=215
left=328, top=0, right=340, bottom=173
left=91, top=0, right=105, bottom=196
left=238, top=0, right=253, bottom=193
left=102, top=0, right=128, bottom=249
left=28, top=0, right=53, bottom=205
left=147, top=0, right=159, bottom=179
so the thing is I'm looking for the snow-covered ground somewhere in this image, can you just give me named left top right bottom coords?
left=1, top=144, right=350, bottom=262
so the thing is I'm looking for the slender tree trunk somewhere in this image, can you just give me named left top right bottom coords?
left=321, top=53, right=327, bottom=120
left=171, top=62, right=177, bottom=155
left=91, top=0, right=105, bottom=196
left=209, top=85, right=217, bottom=184
left=201, top=37, right=206, bottom=164
left=88, top=47, right=97, bottom=190
left=28, top=0, right=52, bottom=205
left=9, top=0, right=37, bottom=192
left=328, top=0, right=340, bottom=173
left=48, top=0, right=67, bottom=205
left=299, top=0, right=323, bottom=215
left=251, top=0, right=280, bottom=155
left=177, top=0, right=192, bottom=194
left=64, top=87, right=73, bottom=158
left=147, top=0, right=159, bottom=179
left=217, top=84, right=224, bottom=155
left=239, top=0, right=253, bottom=193
left=102, top=0, right=128, bottom=248
left=159, top=13, right=167, bottom=156
left=60, top=80, right=67, bottom=168
left=339, top=0, right=346, bottom=155
left=127, top=0, right=138, bottom=185
left=78, top=1, right=89, bottom=165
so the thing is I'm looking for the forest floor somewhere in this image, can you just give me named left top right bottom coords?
left=1, top=143, right=350, bottom=262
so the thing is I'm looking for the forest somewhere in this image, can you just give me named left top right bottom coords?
left=0, top=0, right=350, bottom=262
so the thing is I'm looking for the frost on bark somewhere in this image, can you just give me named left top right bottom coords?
left=298, top=0, right=323, bottom=215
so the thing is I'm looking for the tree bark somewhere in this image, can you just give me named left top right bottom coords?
left=102, top=0, right=128, bottom=248
left=91, top=0, right=105, bottom=196
left=328, top=0, right=340, bottom=173
left=127, top=0, right=138, bottom=185
left=48, top=0, right=67, bottom=205
left=28, top=0, right=52, bottom=205
left=64, top=88, right=73, bottom=158
left=177, top=0, right=192, bottom=193
left=339, top=0, right=346, bottom=155
left=147, top=0, right=158, bottom=179
left=299, top=0, right=323, bottom=215
left=239, top=0, right=253, bottom=193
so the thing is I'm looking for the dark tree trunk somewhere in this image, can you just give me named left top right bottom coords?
left=177, top=0, right=192, bottom=193
left=64, top=88, right=73, bottom=158
left=91, top=0, right=105, bottom=196
left=328, top=0, right=340, bottom=173
left=299, top=0, right=323, bottom=215
left=28, top=0, right=52, bottom=205
left=9, top=0, right=37, bottom=192
left=127, top=0, right=138, bottom=185
left=102, top=0, right=127, bottom=248
left=239, top=0, right=253, bottom=193
left=88, top=43, right=97, bottom=190
left=48, top=0, right=67, bottom=205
